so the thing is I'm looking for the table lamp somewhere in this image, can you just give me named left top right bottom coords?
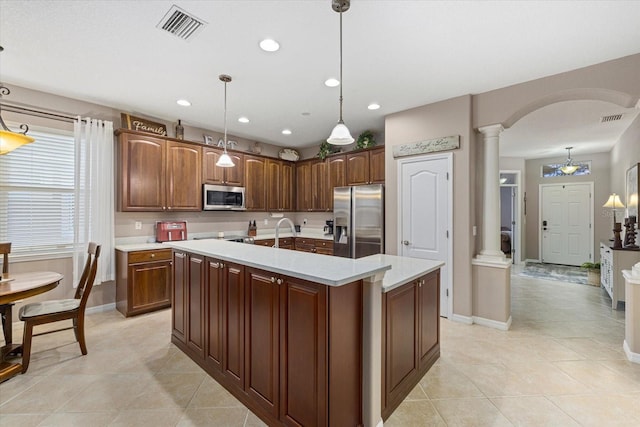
left=603, top=193, right=625, bottom=248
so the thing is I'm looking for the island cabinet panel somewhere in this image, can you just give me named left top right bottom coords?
left=171, top=251, right=187, bottom=344
left=205, top=258, right=224, bottom=372
left=203, top=148, right=244, bottom=186
left=186, top=254, right=205, bottom=359
left=245, top=155, right=267, bottom=211
left=246, top=268, right=280, bottom=417
left=225, top=262, right=246, bottom=389
left=381, top=269, right=440, bottom=420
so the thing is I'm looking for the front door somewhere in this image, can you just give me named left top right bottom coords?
left=540, top=183, right=592, bottom=266
left=399, top=154, right=451, bottom=318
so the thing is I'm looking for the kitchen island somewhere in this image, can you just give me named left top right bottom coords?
left=164, top=239, right=442, bottom=426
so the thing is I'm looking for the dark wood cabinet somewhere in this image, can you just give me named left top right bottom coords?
left=116, top=249, right=172, bottom=317
left=296, top=161, right=313, bottom=211
left=245, top=268, right=280, bottom=417
left=171, top=250, right=363, bottom=426
left=294, top=238, right=333, bottom=255
left=326, top=155, right=346, bottom=211
left=266, top=159, right=295, bottom=212
left=172, top=251, right=187, bottom=344
left=346, top=146, right=385, bottom=186
left=311, top=159, right=327, bottom=211
left=117, top=130, right=202, bottom=211
left=382, top=270, right=440, bottom=420
left=245, top=155, right=267, bottom=211
left=203, top=147, right=244, bottom=186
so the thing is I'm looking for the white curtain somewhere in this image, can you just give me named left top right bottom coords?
left=73, top=117, right=115, bottom=285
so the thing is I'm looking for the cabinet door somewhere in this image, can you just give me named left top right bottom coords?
left=266, top=159, right=282, bottom=212
left=205, top=258, right=223, bottom=371
left=203, top=147, right=225, bottom=185
left=166, top=141, right=202, bottom=211
left=369, top=147, right=385, bottom=183
left=172, top=251, right=187, bottom=343
left=311, top=159, right=327, bottom=211
left=296, top=161, right=312, bottom=211
left=187, top=254, right=205, bottom=359
left=418, top=271, right=439, bottom=368
left=281, top=162, right=295, bottom=211
left=119, top=133, right=166, bottom=211
left=280, top=277, right=327, bottom=427
left=384, top=282, right=418, bottom=404
left=346, top=151, right=370, bottom=185
left=327, top=155, right=346, bottom=211
left=245, top=268, right=280, bottom=416
left=245, top=155, right=267, bottom=211
left=224, top=261, right=245, bottom=389
left=128, top=260, right=171, bottom=315
left=225, top=153, right=245, bottom=186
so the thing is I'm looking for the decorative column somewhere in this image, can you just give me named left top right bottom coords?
left=623, top=264, right=640, bottom=364
left=472, top=124, right=511, bottom=331
left=477, top=124, right=506, bottom=261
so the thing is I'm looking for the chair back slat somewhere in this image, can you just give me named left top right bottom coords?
left=73, top=242, right=101, bottom=308
left=0, top=242, right=11, bottom=275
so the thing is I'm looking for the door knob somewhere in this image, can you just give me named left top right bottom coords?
left=402, top=240, right=410, bottom=245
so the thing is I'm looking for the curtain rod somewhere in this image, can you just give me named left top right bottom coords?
left=1, top=102, right=88, bottom=124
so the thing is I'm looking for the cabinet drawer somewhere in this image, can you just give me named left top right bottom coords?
left=128, top=249, right=172, bottom=264
left=316, top=240, right=333, bottom=249
left=255, top=239, right=275, bottom=247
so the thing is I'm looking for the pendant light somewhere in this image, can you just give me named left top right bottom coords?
left=216, top=74, right=235, bottom=168
left=327, top=0, right=354, bottom=146
left=559, top=146, right=579, bottom=175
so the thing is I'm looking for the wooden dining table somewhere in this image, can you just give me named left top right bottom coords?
left=0, top=271, right=63, bottom=382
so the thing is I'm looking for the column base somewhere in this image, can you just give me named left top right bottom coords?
left=472, top=260, right=511, bottom=330
left=623, top=340, right=640, bottom=364
left=473, top=253, right=511, bottom=267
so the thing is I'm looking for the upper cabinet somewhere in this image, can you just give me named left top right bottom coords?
left=118, top=130, right=202, bottom=211
left=266, top=159, right=294, bottom=212
left=244, top=155, right=267, bottom=211
left=327, top=155, right=346, bottom=211
left=203, top=147, right=244, bottom=186
left=346, top=146, right=385, bottom=185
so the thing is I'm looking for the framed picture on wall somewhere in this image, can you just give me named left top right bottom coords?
left=627, top=163, right=639, bottom=220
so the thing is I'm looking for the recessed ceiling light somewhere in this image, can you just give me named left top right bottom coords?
left=367, top=103, right=380, bottom=110
left=259, top=39, right=280, bottom=52
left=238, top=117, right=249, bottom=123
left=324, top=78, right=340, bottom=87
left=177, top=99, right=191, bottom=107
left=282, top=129, right=292, bottom=135
left=301, top=112, right=311, bottom=116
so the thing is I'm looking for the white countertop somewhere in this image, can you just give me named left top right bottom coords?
left=163, top=239, right=391, bottom=287
left=115, top=243, right=167, bottom=252
left=360, top=254, right=445, bottom=292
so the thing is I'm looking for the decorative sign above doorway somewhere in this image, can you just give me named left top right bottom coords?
left=392, top=135, right=460, bottom=158
left=121, top=113, right=167, bottom=136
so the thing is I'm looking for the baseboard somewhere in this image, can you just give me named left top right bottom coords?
left=86, top=303, right=116, bottom=315
left=472, top=315, right=512, bottom=331
left=451, top=314, right=473, bottom=325
left=524, top=258, right=540, bottom=264
left=623, top=340, right=640, bottom=364
left=375, top=419, right=383, bottom=427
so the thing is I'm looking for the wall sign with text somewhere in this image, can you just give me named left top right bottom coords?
left=392, top=135, right=460, bottom=158
left=121, top=113, right=167, bottom=136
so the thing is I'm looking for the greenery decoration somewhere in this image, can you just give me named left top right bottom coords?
left=318, top=140, right=341, bottom=160
left=580, top=262, right=600, bottom=270
left=356, top=130, right=376, bottom=149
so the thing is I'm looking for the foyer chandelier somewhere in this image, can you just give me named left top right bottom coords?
left=559, top=146, right=579, bottom=175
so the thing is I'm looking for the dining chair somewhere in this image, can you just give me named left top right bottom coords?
left=1, top=242, right=12, bottom=346
left=18, top=242, right=101, bottom=373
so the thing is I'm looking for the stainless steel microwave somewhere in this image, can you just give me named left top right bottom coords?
left=203, top=184, right=246, bottom=210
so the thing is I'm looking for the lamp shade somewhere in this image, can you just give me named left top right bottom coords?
left=0, top=130, right=35, bottom=155
left=559, top=164, right=579, bottom=175
left=603, top=193, right=625, bottom=209
left=327, top=122, right=354, bottom=145
left=216, top=152, right=235, bottom=168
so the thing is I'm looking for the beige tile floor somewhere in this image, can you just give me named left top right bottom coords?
left=2, top=269, right=640, bottom=426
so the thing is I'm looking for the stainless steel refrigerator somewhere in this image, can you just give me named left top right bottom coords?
left=333, top=184, right=384, bottom=258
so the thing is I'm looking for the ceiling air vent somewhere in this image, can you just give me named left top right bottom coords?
left=157, top=5, right=206, bottom=41
left=601, top=114, right=623, bottom=123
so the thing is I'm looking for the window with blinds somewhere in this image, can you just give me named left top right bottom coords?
left=0, top=128, right=75, bottom=257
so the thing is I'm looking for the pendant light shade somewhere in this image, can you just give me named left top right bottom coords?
left=559, top=146, right=579, bottom=175
left=327, top=0, right=354, bottom=146
left=0, top=85, right=35, bottom=155
left=216, top=74, right=235, bottom=168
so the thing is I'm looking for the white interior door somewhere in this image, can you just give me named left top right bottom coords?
left=399, top=154, right=452, bottom=318
left=540, top=183, right=592, bottom=266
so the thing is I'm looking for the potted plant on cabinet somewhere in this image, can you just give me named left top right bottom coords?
left=581, top=262, right=601, bottom=286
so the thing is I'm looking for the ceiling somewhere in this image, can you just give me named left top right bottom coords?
left=1, top=1, right=639, bottom=155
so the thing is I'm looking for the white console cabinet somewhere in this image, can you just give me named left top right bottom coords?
left=600, top=242, right=640, bottom=309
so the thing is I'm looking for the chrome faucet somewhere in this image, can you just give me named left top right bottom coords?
left=274, top=217, right=296, bottom=248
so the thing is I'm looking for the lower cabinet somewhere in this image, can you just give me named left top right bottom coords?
left=171, top=251, right=362, bottom=426
left=116, top=249, right=172, bottom=317
left=381, top=270, right=440, bottom=420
